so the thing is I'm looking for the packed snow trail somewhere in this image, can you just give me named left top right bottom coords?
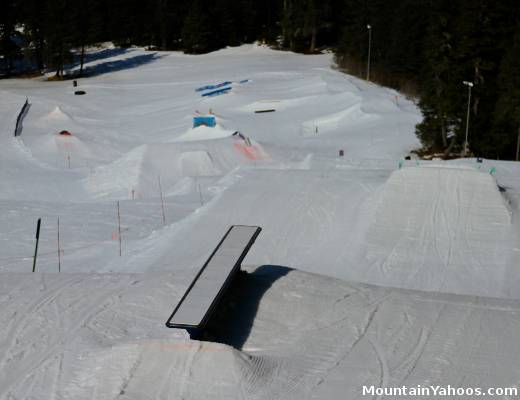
left=358, top=165, right=515, bottom=296
left=139, top=165, right=519, bottom=299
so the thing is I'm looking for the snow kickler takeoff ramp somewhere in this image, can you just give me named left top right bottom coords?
left=166, top=225, right=262, bottom=333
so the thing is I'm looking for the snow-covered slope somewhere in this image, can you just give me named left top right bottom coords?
left=1, top=44, right=520, bottom=399
left=1, top=268, right=520, bottom=399
left=138, top=165, right=520, bottom=299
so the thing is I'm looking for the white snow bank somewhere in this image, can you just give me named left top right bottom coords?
left=174, top=125, right=235, bottom=142
left=1, top=268, right=520, bottom=399
left=140, top=168, right=384, bottom=276
left=300, top=103, right=379, bottom=137
left=140, top=166, right=519, bottom=299
left=39, top=106, right=73, bottom=123
left=84, top=138, right=269, bottom=199
left=356, top=166, right=513, bottom=296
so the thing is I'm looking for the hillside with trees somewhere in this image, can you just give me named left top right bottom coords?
left=1, top=0, right=519, bottom=159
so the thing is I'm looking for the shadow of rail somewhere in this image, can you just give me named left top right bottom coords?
left=200, top=265, right=292, bottom=349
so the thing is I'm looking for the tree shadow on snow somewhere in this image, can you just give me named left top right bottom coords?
left=199, top=265, right=292, bottom=350
left=80, top=47, right=131, bottom=64
left=80, top=52, right=163, bottom=78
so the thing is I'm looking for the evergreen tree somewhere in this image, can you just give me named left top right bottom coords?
left=415, top=0, right=462, bottom=152
left=494, top=29, right=520, bottom=160
left=0, top=0, right=20, bottom=76
left=384, top=0, right=430, bottom=85
left=335, top=0, right=371, bottom=77
left=238, top=0, right=258, bottom=43
left=213, top=0, right=239, bottom=48
left=182, top=0, right=212, bottom=53
left=43, top=0, right=75, bottom=77
left=415, top=0, right=520, bottom=158
left=70, top=1, right=91, bottom=76
left=282, top=0, right=328, bottom=52
left=22, top=0, right=46, bottom=71
left=452, top=0, right=505, bottom=157
left=256, top=0, right=281, bottom=42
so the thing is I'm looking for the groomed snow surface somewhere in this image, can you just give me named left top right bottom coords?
left=1, top=44, right=520, bottom=399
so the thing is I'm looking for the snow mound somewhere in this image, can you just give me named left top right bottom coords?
left=360, top=96, right=401, bottom=114
left=84, top=144, right=148, bottom=198
left=301, top=104, right=379, bottom=137
left=61, top=341, right=257, bottom=400
left=241, top=96, right=315, bottom=113
left=358, top=166, right=513, bottom=296
left=141, top=166, right=519, bottom=299
left=2, top=268, right=520, bottom=399
left=179, top=151, right=216, bottom=175
left=175, top=125, right=235, bottom=142
left=40, top=106, right=74, bottom=123
left=84, top=138, right=269, bottom=199
left=143, top=169, right=377, bottom=277
left=52, top=133, right=92, bottom=159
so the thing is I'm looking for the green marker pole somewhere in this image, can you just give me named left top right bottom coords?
left=32, top=218, right=41, bottom=273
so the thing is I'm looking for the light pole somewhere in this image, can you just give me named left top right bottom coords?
left=463, top=81, right=473, bottom=157
left=366, top=24, right=372, bottom=81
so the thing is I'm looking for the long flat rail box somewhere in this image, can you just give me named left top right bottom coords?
left=166, top=225, right=262, bottom=330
